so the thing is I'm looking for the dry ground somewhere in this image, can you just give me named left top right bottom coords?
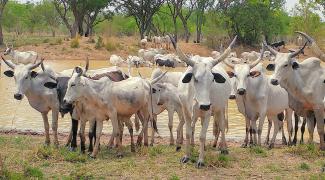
left=0, top=131, right=325, bottom=179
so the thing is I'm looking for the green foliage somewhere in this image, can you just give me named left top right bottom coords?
left=299, top=162, right=310, bottom=170
left=105, top=41, right=117, bottom=51
left=24, top=166, right=44, bottom=179
left=148, top=146, right=164, bottom=157
left=286, top=144, right=325, bottom=158
left=169, top=174, right=180, bottom=180
left=70, top=37, right=80, bottom=48
left=95, top=36, right=104, bottom=49
left=249, top=146, right=267, bottom=157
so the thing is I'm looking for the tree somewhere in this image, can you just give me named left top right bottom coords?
left=37, top=0, right=61, bottom=37
left=116, top=0, right=165, bottom=39
left=194, top=0, right=214, bottom=43
left=0, top=0, right=8, bottom=45
left=166, top=0, right=179, bottom=41
left=177, top=0, right=195, bottom=43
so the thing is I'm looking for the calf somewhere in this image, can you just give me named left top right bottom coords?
left=4, top=44, right=38, bottom=65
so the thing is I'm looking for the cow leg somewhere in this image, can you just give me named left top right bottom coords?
left=212, top=116, right=220, bottom=148
left=269, top=115, right=281, bottom=149
left=264, top=118, right=272, bottom=146
left=150, top=115, right=157, bottom=146
left=136, top=112, right=145, bottom=146
left=79, top=120, right=86, bottom=153
left=70, top=119, right=78, bottom=151
left=257, top=113, right=266, bottom=146
left=111, top=112, right=123, bottom=157
left=90, top=120, right=103, bottom=158
left=218, top=110, right=228, bottom=154
left=314, top=109, right=325, bottom=150
left=306, top=115, right=315, bottom=144
left=143, top=112, right=150, bottom=146
left=119, top=120, right=124, bottom=145
left=88, top=120, right=96, bottom=152
left=51, top=110, right=59, bottom=147
left=251, top=120, right=257, bottom=146
left=180, top=107, right=192, bottom=163
left=41, top=112, right=50, bottom=145
left=124, top=118, right=135, bottom=152
left=191, top=108, right=199, bottom=146
left=286, top=109, right=293, bottom=146
left=300, top=117, right=307, bottom=144
left=293, top=113, right=299, bottom=145
left=176, top=108, right=185, bottom=150
left=65, top=127, right=72, bottom=147
left=242, top=117, right=250, bottom=148
left=167, top=109, right=175, bottom=145
left=196, top=112, right=210, bottom=168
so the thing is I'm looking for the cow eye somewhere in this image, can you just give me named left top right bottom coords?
left=71, top=84, right=76, bottom=87
left=284, top=64, right=288, bottom=67
left=25, top=76, right=28, bottom=79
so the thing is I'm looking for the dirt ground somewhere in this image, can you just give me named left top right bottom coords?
left=0, top=131, right=325, bottom=179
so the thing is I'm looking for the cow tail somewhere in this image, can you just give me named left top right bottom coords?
left=134, top=114, right=140, bottom=132
left=148, top=82, right=159, bottom=134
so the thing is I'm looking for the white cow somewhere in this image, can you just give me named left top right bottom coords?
left=63, top=67, right=166, bottom=157
left=171, top=36, right=236, bottom=168
left=264, top=31, right=325, bottom=150
left=211, top=51, right=221, bottom=59
left=150, top=68, right=183, bottom=87
left=224, top=51, right=293, bottom=148
left=162, top=35, right=171, bottom=50
left=140, top=38, right=148, bottom=49
left=109, top=55, right=124, bottom=66
left=152, top=36, right=162, bottom=48
left=4, top=44, right=38, bottom=65
left=2, top=57, right=59, bottom=146
left=138, top=48, right=165, bottom=63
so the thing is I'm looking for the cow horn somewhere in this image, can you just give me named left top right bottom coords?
left=296, top=31, right=325, bottom=62
left=263, top=40, right=278, bottom=56
left=29, top=58, right=44, bottom=70
left=168, top=34, right=195, bottom=67
left=212, top=35, right=237, bottom=66
left=250, top=44, right=265, bottom=68
left=151, top=71, right=168, bottom=85
left=289, top=41, right=307, bottom=58
left=84, top=56, right=89, bottom=73
left=1, top=56, right=15, bottom=69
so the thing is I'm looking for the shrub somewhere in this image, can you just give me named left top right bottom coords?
left=95, top=36, right=104, bottom=49
left=24, top=166, right=43, bottom=179
left=70, top=37, right=80, bottom=48
left=105, top=41, right=117, bottom=52
left=43, top=38, right=49, bottom=43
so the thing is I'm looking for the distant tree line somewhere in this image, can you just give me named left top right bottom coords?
left=0, top=0, right=323, bottom=46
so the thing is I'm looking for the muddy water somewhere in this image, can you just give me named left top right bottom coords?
left=0, top=60, right=311, bottom=142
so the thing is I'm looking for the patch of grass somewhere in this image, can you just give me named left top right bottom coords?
left=95, top=36, right=104, bottom=49
left=24, top=166, right=43, bottom=179
left=299, top=162, right=310, bottom=171
left=36, top=146, right=56, bottom=160
left=264, top=163, right=281, bottom=173
left=50, top=38, right=62, bottom=45
left=105, top=41, right=117, bottom=51
left=70, top=37, right=80, bottom=48
left=1, top=170, right=24, bottom=180
left=87, top=38, right=96, bottom=43
left=69, top=167, right=94, bottom=180
left=249, top=146, right=267, bottom=157
left=149, top=146, right=164, bottom=157
left=59, top=148, right=87, bottom=163
left=206, top=153, right=232, bottom=168
left=169, top=173, right=180, bottom=180
left=43, top=38, right=50, bottom=43
left=286, top=144, right=325, bottom=158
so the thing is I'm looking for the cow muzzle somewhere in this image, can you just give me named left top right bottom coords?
left=237, top=88, right=246, bottom=95
left=199, top=104, right=211, bottom=111
left=271, top=79, right=279, bottom=86
left=229, top=95, right=236, bottom=99
left=14, top=93, right=23, bottom=100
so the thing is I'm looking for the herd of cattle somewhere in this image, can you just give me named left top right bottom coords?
left=1, top=31, right=325, bottom=168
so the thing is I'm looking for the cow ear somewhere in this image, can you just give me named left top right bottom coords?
left=182, top=73, right=193, bottom=83
left=213, top=73, right=226, bottom=83
left=292, top=61, right=299, bottom=70
left=30, top=71, right=38, bottom=78
left=249, top=71, right=261, bottom=78
left=266, top=64, right=275, bottom=71
left=226, top=71, right=235, bottom=78
left=44, top=82, right=57, bottom=89
left=3, top=70, right=14, bottom=77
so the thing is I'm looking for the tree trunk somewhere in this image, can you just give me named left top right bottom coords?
left=51, top=29, right=56, bottom=37
left=173, top=18, right=178, bottom=42
left=71, top=21, right=79, bottom=38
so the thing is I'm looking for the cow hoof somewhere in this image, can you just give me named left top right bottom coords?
left=196, top=161, right=205, bottom=168
left=69, top=147, right=77, bottom=152
left=131, top=146, right=136, bottom=153
left=221, top=149, right=229, bottom=155
left=282, top=140, right=287, bottom=145
left=292, top=139, right=297, bottom=145
left=180, top=156, right=190, bottom=164
left=240, top=144, right=247, bottom=148
left=268, top=143, right=274, bottom=149
left=212, top=144, right=217, bottom=148
left=88, top=154, right=96, bottom=159
left=299, top=140, right=304, bottom=144
left=150, top=143, right=154, bottom=146
left=176, top=146, right=181, bottom=151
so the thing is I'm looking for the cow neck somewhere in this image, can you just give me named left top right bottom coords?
left=83, top=76, right=111, bottom=100
left=10, top=50, right=16, bottom=58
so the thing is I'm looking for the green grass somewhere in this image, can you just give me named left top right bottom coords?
left=70, top=37, right=80, bottom=48
left=286, top=144, right=325, bottom=158
left=249, top=146, right=267, bottom=157
left=24, top=166, right=44, bottom=179
left=299, top=162, right=310, bottom=171
left=4, top=34, right=63, bottom=47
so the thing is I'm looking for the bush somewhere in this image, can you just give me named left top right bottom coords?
left=299, top=162, right=310, bottom=170
left=70, top=37, right=80, bottom=48
left=105, top=41, right=117, bottom=51
left=95, top=36, right=104, bottom=49
left=42, top=38, right=49, bottom=43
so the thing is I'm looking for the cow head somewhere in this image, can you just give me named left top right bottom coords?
left=2, top=56, right=43, bottom=100
left=170, top=35, right=237, bottom=111
left=64, top=59, right=89, bottom=104
left=263, top=40, right=307, bottom=86
left=44, top=76, right=73, bottom=116
left=224, top=46, right=264, bottom=96
left=151, top=83, right=167, bottom=107
left=4, top=44, right=13, bottom=55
